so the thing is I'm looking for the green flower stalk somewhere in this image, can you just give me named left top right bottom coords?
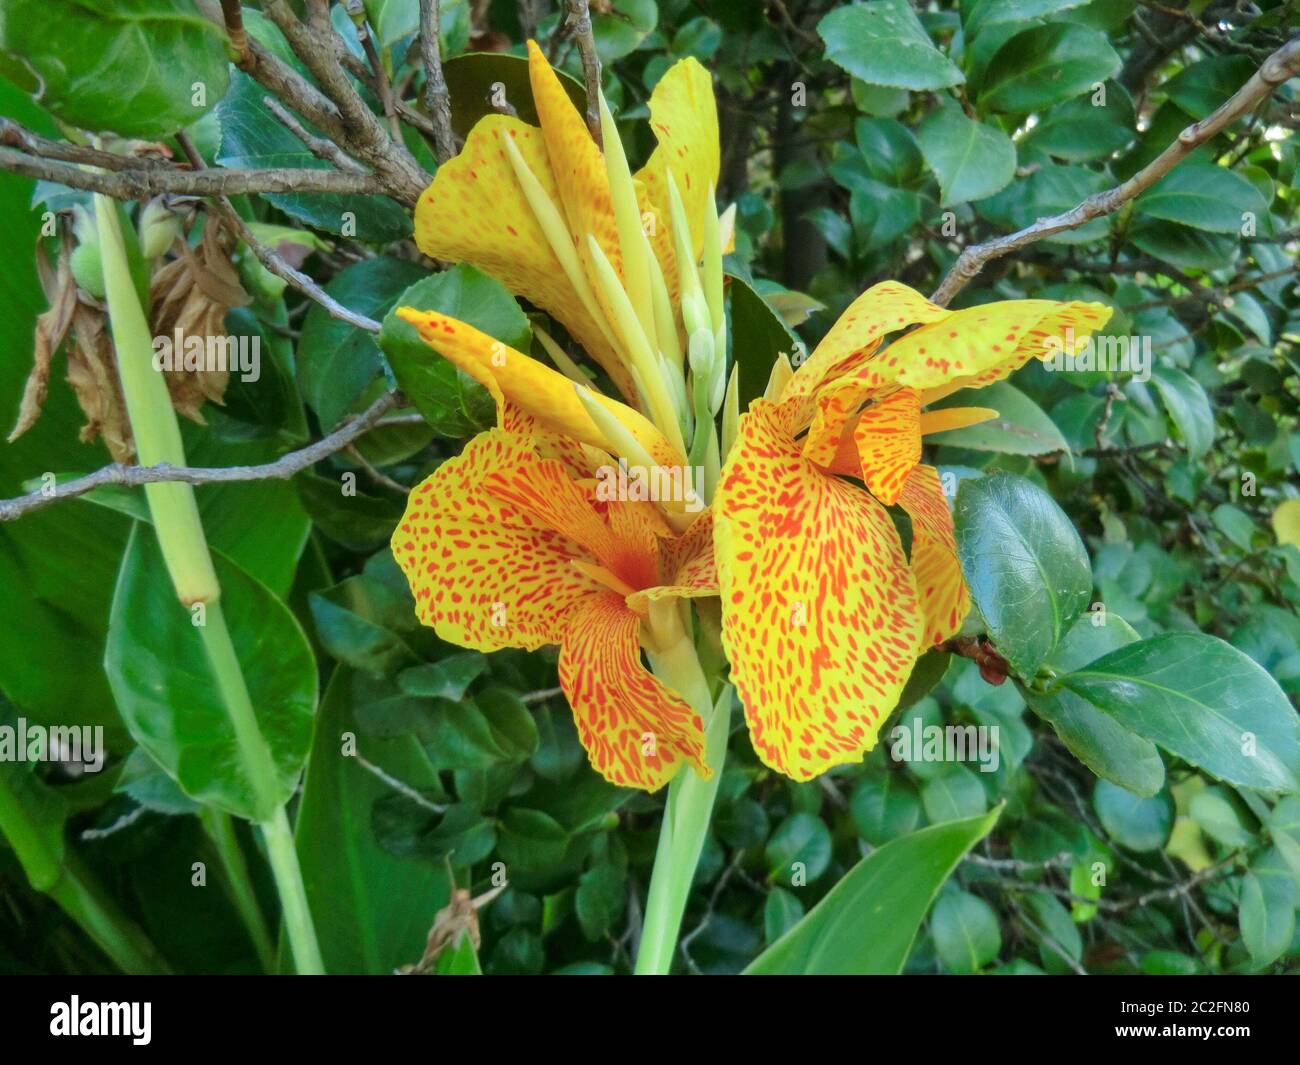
left=93, top=193, right=325, bottom=976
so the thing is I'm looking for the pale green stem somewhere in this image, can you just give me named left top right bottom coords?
left=49, top=857, right=173, bottom=974
left=94, top=193, right=324, bottom=975
left=200, top=807, right=276, bottom=973
left=635, top=625, right=731, bottom=975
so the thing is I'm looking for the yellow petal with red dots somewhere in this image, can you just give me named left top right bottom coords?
left=635, top=57, right=720, bottom=304
left=854, top=388, right=922, bottom=506
left=882, top=300, right=1113, bottom=392
left=559, top=591, right=709, bottom=790
left=411, top=115, right=634, bottom=400
left=526, top=41, right=628, bottom=331
left=626, top=510, right=718, bottom=611
left=394, top=309, right=686, bottom=469
left=715, top=400, right=924, bottom=781
left=781, top=281, right=948, bottom=413
left=392, top=430, right=599, bottom=652
left=898, top=464, right=970, bottom=648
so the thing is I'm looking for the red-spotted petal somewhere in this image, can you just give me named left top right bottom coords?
left=559, top=591, right=709, bottom=790
left=392, top=430, right=599, bottom=651
left=854, top=388, right=922, bottom=506
left=898, top=464, right=970, bottom=647
left=715, top=400, right=924, bottom=780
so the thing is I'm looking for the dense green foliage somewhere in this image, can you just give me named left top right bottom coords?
left=1, top=0, right=1298, bottom=975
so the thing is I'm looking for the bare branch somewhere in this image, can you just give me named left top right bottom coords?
left=220, top=0, right=250, bottom=62
left=0, top=147, right=387, bottom=198
left=565, top=0, right=603, bottom=144
left=930, top=35, right=1300, bottom=307
left=262, top=95, right=366, bottom=172
left=0, top=392, right=406, bottom=523
left=419, top=0, right=458, bottom=163
left=0, top=120, right=170, bottom=171
left=263, top=0, right=430, bottom=203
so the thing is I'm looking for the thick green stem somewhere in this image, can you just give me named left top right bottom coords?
left=94, top=193, right=324, bottom=975
left=635, top=624, right=731, bottom=975
left=261, top=806, right=324, bottom=975
left=200, top=808, right=276, bottom=973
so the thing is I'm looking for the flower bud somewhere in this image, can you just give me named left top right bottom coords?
left=138, top=198, right=180, bottom=259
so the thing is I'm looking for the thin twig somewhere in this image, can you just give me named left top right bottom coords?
left=565, top=0, right=603, bottom=144
left=930, top=35, right=1300, bottom=306
left=419, top=0, right=458, bottom=163
left=263, top=96, right=366, bottom=172
left=0, top=392, right=406, bottom=523
left=220, top=0, right=250, bottom=61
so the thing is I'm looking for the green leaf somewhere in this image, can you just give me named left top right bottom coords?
left=954, top=472, right=1093, bottom=678
left=1062, top=633, right=1300, bottom=793
left=442, top=52, right=586, bottom=138
left=928, top=382, right=1071, bottom=456
left=763, top=888, right=805, bottom=944
left=298, top=257, right=427, bottom=429
left=1023, top=81, right=1136, bottom=162
left=817, top=0, right=964, bottom=91
left=295, top=668, right=450, bottom=974
left=217, top=73, right=412, bottom=242
left=1163, top=55, right=1257, bottom=120
left=104, top=526, right=317, bottom=820
left=379, top=264, right=528, bottom=436
left=765, top=812, right=832, bottom=882
left=1025, top=891, right=1082, bottom=973
left=921, top=766, right=988, bottom=823
left=0, top=0, right=230, bottom=139
left=744, top=807, right=1001, bottom=974
left=1092, top=778, right=1173, bottom=851
left=965, top=0, right=1090, bottom=37
left=1135, top=163, right=1268, bottom=234
left=917, top=100, right=1016, bottom=206
left=851, top=774, right=922, bottom=844
left=1025, top=616, right=1166, bottom=796
left=728, top=275, right=802, bottom=409
left=1239, top=849, right=1296, bottom=967
left=1129, top=221, right=1238, bottom=271
left=980, top=25, right=1122, bottom=114
left=931, top=889, right=1001, bottom=973
left=398, top=653, right=487, bottom=701
left=1149, top=366, right=1214, bottom=458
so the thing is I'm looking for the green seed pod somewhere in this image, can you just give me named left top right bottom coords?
left=69, top=205, right=106, bottom=298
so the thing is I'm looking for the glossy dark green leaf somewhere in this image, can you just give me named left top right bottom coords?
left=1023, top=81, right=1136, bottom=162
left=442, top=52, right=586, bottom=137
left=1062, top=633, right=1300, bottom=793
left=728, top=275, right=802, bottom=409
left=295, top=668, right=449, bottom=974
left=379, top=264, right=528, bottom=436
left=105, top=526, right=317, bottom=820
left=917, top=100, right=1016, bottom=206
left=931, top=889, right=1001, bottom=973
left=1240, top=848, right=1296, bottom=967
left=980, top=25, right=1121, bottom=114
left=818, top=0, right=964, bottom=90
left=765, top=812, right=832, bottom=883
left=1135, top=163, right=1269, bottom=234
left=1092, top=779, right=1173, bottom=851
left=1025, top=615, right=1166, bottom=796
left=297, top=258, right=427, bottom=429
left=927, top=382, right=1071, bottom=456
left=954, top=473, right=1093, bottom=678
left=0, top=0, right=229, bottom=138
left=745, top=807, right=1001, bottom=974
left=1150, top=365, right=1214, bottom=458
left=851, top=773, right=922, bottom=844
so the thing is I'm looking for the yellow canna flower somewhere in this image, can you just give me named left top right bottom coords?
left=714, top=281, right=1113, bottom=782
left=392, top=424, right=718, bottom=790
left=412, top=39, right=724, bottom=451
